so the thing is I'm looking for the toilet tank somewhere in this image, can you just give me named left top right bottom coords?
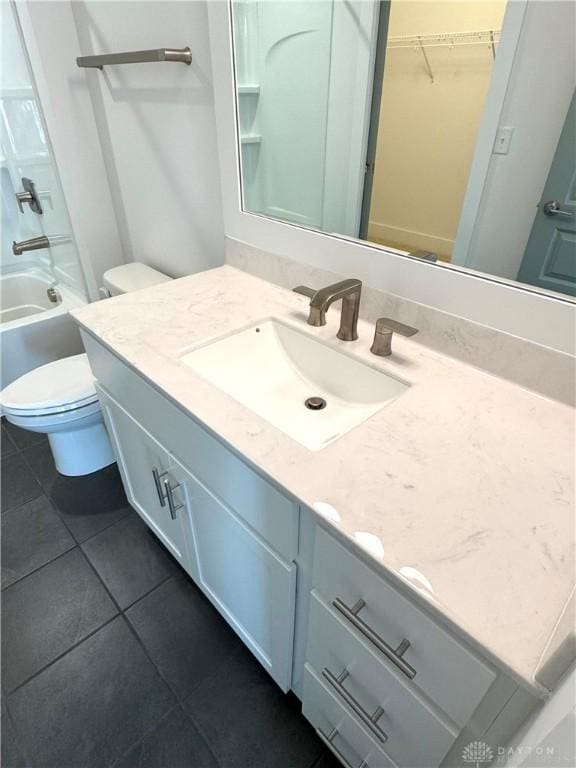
left=102, top=263, right=172, bottom=296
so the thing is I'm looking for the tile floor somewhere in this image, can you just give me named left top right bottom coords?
left=1, top=421, right=337, bottom=768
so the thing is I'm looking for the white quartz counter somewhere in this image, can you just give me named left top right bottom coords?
left=72, top=266, right=575, bottom=694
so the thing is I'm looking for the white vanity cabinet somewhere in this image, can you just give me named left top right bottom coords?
left=97, top=387, right=196, bottom=575
left=84, top=333, right=298, bottom=692
left=81, top=330, right=541, bottom=768
left=299, top=526, right=511, bottom=768
left=186, top=472, right=296, bottom=689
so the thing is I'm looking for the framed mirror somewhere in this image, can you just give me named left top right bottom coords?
left=230, top=1, right=575, bottom=300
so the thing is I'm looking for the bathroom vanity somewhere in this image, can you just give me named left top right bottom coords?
left=72, top=266, right=574, bottom=768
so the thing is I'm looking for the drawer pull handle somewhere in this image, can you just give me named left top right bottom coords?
left=322, top=667, right=388, bottom=744
left=333, top=598, right=416, bottom=680
left=163, top=478, right=183, bottom=520
left=316, top=727, right=369, bottom=768
left=152, top=467, right=168, bottom=506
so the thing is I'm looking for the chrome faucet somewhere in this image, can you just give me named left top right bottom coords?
left=294, top=278, right=362, bottom=341
left=12, top=235, right=70, bottom=255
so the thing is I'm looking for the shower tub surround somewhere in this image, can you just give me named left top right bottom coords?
left=72, top=265, right=574, bottom=689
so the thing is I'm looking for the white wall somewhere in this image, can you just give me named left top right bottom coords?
left=70, top=0, right=225, bottom=278
left=454, top=1, right=576, bottom=279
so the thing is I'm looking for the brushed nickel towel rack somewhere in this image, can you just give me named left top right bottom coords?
left=76, top=47, right=192, bottom=70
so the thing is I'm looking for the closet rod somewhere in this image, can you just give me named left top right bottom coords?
left=76, top=47, right=191, bottom=70
left=387, top=29, right=501, bottom=50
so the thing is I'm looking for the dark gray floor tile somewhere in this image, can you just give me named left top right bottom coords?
left=3, top=421, right=46, bottom=451
left=1, top=496, right=75, bottom=589
left=113, top=706, right=218, bottom=768
left=82, top=514, right=180, bottom=609
left=1, top=454, right=42, bottom=514
left=18, top=442, right=57, bottom=494
left=126, top=575, right=240, bottom=701
left=2, top=548, right=118, bottom=692
left=8, top=617, right=175, bottom=768
left=23, top=444, right=132, bottom=542
left=1, top=699, right=27, bottom=768
left=311, top=750, right=343, bottom=768
left=1, top=424, right=17, bottom=459
left=183, top=645, right=322, bottom=768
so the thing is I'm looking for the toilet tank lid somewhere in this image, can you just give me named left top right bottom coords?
left=103, top=263, right=172, bottom=294
left=0, top=354, right=97, bottom=413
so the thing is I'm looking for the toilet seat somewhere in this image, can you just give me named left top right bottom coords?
left=0, top=354, right=98, bottom=417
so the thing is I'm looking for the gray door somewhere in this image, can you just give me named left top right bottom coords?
left=517, top=92, right=576, bottom=296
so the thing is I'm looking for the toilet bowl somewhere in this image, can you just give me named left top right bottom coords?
left=0, top=263, right=171, bottom=477
left=1, top=354, right=113, bottom=476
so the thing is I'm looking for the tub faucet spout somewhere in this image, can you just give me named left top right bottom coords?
left=12, top=235, right=70, bottom=255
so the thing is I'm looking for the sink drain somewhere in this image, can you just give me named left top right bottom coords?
left=305, top=396, right=327, bottom=411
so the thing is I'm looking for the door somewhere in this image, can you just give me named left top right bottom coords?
left=97, top=387, right=196, bottom=575
left=517, top=92, right=576, bottom=296
left=187, top=471, right=296, bottom=691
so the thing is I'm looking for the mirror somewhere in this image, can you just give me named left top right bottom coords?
left=231, top=1, right=576, bottom=299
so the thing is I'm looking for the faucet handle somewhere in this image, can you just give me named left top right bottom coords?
left=293, top=285, right=315, bottom=299
left=371, top=318, right=418, bottom=357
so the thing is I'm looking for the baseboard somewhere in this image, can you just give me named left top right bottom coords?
left=367, top=221, right=454, bottom=260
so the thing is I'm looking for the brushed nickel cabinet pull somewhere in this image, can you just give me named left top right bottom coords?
left=322, top=668, right=388, bottom=744
left=163, top=478, right=183, bottom=520
left=316, top=727, right=368, bottom=768
left=333, top=597, right=416, bottom=680
left=152, top=467, right=167, bottom=506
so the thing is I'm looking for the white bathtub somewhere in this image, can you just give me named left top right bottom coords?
left=0, top=269, right=86, bottom=389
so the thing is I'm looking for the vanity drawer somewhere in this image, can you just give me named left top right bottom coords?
left=313, top=527, right=496, bottom=726
left=82, top=331, right=299, bottom=561
left=302, top=663, right=398, bottom=768
left=306, top=591, right=456, bottom=767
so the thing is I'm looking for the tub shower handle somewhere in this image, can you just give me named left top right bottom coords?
left=332, top=597, right=416, bottom=679
left=15, top=178, right=43, bottom=214
left=322, top=668, right=388, bottom=744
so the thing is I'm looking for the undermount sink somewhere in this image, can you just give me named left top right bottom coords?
left=180, top=319, right=409, bottom=450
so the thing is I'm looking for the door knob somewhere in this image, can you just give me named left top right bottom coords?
left=542, top=200, right=573, bottom=218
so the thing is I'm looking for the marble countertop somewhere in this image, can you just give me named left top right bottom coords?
left=72, top=266, right=575, bottom=695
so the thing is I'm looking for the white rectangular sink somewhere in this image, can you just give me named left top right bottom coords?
left=180, top=320, right=408, bottom=450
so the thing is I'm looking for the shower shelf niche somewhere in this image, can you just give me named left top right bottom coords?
left=238, top=84, right=260, bottom=95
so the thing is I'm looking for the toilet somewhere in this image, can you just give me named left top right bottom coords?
left=0, top=263, right=171, bottom=476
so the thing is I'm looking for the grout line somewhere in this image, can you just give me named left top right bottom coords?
left=0, top=488, right=48, bottom=520
left=1, top=531, right=77, bottom=593
left=120, top=572, right=176, bottom=614
left=69, top=505, right=133, bottom=546
left=17, top=443, right=134, bottom=546
left=177, top=702, right=223, bottom=767
left=5, top=613, right=120, bottom=697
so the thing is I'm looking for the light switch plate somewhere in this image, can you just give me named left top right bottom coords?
left=493, top=126, right=514, bottom=155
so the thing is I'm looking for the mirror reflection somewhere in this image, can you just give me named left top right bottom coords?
left=231, top=1, right=576, bottom=299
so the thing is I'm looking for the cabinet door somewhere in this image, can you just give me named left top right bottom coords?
left=187, top=472, right=296, bottom=692
left=97, top=387, right=195, bottom=575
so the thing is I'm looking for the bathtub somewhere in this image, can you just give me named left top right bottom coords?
left=0, top=269, right=86, bottom=389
